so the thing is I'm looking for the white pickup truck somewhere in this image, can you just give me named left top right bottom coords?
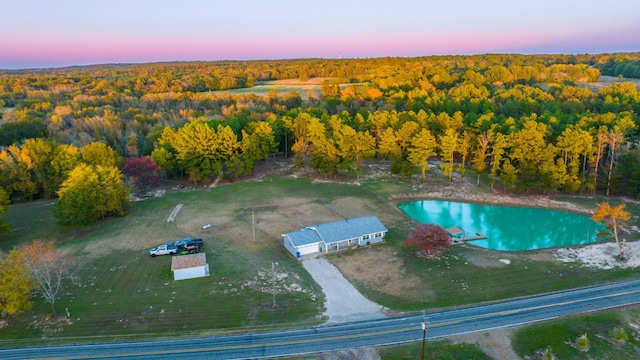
left=149, top=244, right=178, bottom=257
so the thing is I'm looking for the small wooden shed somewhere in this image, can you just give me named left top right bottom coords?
left=171, top=253, right=210, bottom=281
left=445, top=226, right=465, bottom=238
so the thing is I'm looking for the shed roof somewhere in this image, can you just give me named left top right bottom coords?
left=283, top=216, right=387, bottom=247
left=171, top=253, right=207, bottom=271
left=445, top=226, right=465, bottom=236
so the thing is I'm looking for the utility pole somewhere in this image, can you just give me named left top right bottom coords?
left=421, top=310, right=428, bottom=360
left=271, top=262, right=278, bottom=307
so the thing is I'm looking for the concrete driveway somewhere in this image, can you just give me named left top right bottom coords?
left=301, top=256, right=387, bottom=324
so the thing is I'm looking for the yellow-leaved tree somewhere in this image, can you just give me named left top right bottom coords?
left=472, top=131, right=492, bottom=185
left=408, top=128, right=437, bottom=181
left=53, top=163, right=128, bottom=228
left=0, top=249, right=33, bottom=317
left=438, top=128, right=459, bottom=183
left=592, top=202, right=631, bottom=259
left=0, top=187, right=10, bottom=235
left=80, top=142, right=118, bottom=167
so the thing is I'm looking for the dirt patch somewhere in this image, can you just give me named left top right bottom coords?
left=326, top=197, right=371, bottom=217
left=459, top=245, right=519, bottom=268
left=449, top=327, right=523, bottom=360
left=30, top=316, right=74, bottom=338
left=166, top=204, right=183, bottom=222
left=319, top=347, right=380, bottom=360
left=257, top=200, right=343, bottom=236
left=393, top=186, right=594, bottom=216
left=554, top=241, right=640, bottom=269
left=332, top=247, right=426, bottom=301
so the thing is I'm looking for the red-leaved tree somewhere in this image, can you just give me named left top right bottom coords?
left=404, top=223, right=451, bottom=256
left=122, top=156, right=162, bottom=192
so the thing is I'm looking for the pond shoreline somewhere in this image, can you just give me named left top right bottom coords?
left=398, top=199, right=604, bottom=251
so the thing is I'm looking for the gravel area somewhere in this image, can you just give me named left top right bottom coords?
left=554, top=240, right=640, bottom=269
left=301, top=256, right=387, bottom=324
left=449, top=327, right=522, bottom=360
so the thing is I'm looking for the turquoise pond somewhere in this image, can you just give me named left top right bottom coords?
left=398, top=200, right=605, bottom=251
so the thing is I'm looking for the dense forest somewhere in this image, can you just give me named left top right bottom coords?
left=1, top=52, right=640, bottom=226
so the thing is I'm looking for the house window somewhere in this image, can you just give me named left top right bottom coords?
left=363, top=234, right=370, bottom=240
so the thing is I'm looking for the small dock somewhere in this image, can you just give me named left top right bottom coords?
left=445, top=226, right=488, bottom=244
left=461, top=232, right=487, bottom=241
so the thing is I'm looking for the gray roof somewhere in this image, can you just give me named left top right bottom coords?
left=283, top=216, right=387, bottom=247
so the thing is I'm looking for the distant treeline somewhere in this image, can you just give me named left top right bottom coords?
left=0, top=52, right=640, bottom=204
left=599, top=55, right=640, bottom=79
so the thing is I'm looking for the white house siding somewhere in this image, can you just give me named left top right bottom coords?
left=296, top=242, right=321, bottom=256
left=284, top=237, right=321, bottom=257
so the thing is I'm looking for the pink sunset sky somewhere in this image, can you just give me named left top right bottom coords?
left=1, top=0, right=639, bottom=69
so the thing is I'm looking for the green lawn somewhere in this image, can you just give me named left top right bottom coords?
left=513, top=308, right=640, bottom=359
left=379, top=339, right=492, bottom=360
left=331, top=243, right=638, bottom=311
left=1, top=174, right=638, bottom=348
left=0, top=180, right=329, bottom=345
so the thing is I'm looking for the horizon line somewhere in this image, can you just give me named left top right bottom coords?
left=3, top=50, right=639, bottom=72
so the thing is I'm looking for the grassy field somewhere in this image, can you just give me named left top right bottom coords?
left=513, top=308, right=640, bottom=359
left=0, top=168, right=639, bottom=350
left=208, top=78, right=327, bottom=99
left=215, top=75, right=640, bottom=100
left=579, top=75, right=640, bottom=91
left=379, top=339, right=492, bottom=359
left=208, top=77, right=363, bottom=99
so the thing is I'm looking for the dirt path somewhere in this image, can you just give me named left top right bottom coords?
left=166, top=203, right=183, bottom=222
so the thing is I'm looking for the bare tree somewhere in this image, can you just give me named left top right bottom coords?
left=20, top=240, right=77, bottom=317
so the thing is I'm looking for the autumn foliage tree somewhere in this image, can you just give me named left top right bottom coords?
left=1, top=54, right=640, bottom=197
left=0, top=249, right=33, bottom=317
left=53, top=164, right=129, bottom=228
left=592, top=202, right=631, bottom=259
left=0, top=187, right=10, bottom=235
left=19, top=240, right=76, bottom=317
left=80, top=142, right=118, bottom=167
left=122, top=156, right=161, bottom=193
left=404, top=223, right=451, bottom=257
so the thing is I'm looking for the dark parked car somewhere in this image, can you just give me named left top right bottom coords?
left=175, top=238, right=203, bottom=249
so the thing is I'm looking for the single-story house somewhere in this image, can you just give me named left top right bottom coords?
left=282, top=216, right=388, bottom=258
left=171, top=253, right=210, bottom=281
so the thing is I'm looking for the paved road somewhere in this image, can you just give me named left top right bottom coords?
left=2, top=279, right=640, bottom=359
